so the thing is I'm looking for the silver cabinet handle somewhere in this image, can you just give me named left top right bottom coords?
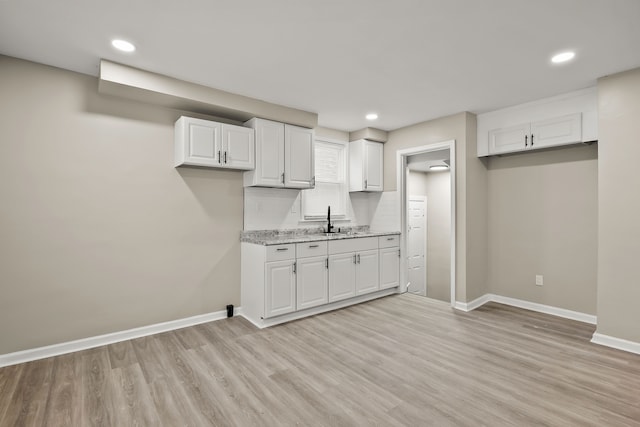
left=276, top=247, right=288, bottom=252
left=387, top=237, right=394, bottom=241
left=398, top=249, right=401, bottom=257
left=281, top=172, right=285, bottom=184
left=357, top=254, right=361, bottom=264
left=293, top=261, right=296, bottom=274
left=364, top=179, right=368, bottom=189
left=325, top=258, right=328, bottom=269
left=224, top=151, right=227, bottom=164
left=309, top=244, right=319, bottom=248
left=525, top=135, right=528, bottom=147
left=218, top=150, right=222, bottom=164
left=531, top=134, right=534, bottom=147
left=311, top=176, right=316, bottom=187
left=353, top=254, right=357, bottom=264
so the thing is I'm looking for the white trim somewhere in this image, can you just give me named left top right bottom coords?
left=397, top=140, right=456, bottom=307
left=242, top=288, right=397, bottom=329
left=0, top=308, right=234, bottom=368
left=454, top=293, right=597, bottom=324
left=591, top=332, right=640, bottom=355
left=454, top=294, right=492, bottom=312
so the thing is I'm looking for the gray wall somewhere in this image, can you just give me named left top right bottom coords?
left=487, top=145, right=598, bottom=314
left=596, top=67, right=640, bottom=342
left=385, top=112, right=488, bottom=303
left=0, top=56, right=243, bottom=354
left=407, top=170, right=451, bottom=302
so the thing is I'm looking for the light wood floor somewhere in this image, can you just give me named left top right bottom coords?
left=1, top=294, right=640, bottom=426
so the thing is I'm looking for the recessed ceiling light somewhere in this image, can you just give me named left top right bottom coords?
left=365, top=113, right=378, bottom=121
left=551, top=51, right=575, bottom=64
left=429, top=164, right=449, bottom=171
left=111, top=39, right=136, bottom=53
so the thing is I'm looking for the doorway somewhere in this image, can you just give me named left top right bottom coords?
left=396, top=141, right=456, bottom=306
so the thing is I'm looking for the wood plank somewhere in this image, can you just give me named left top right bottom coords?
left=1, top=294, right=639, bottom=425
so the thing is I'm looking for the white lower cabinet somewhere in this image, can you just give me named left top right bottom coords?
left=379, top=247, right=400, bottom=290
left=328, top=253, right=357, bottom=302
left=265, top=259, right=296, bottom=318
left=241, top=234, right=399, bottom=327
left=355, top=250, right=379, bottom=295
left=297, top=255, right=328, bottom=310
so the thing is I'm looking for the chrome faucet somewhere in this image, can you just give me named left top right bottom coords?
left=326, top=205, right=334, bottom=233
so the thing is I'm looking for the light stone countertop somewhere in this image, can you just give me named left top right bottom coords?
left=240, top=227, right=400, bottom=246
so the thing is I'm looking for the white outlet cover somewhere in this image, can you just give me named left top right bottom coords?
left=535, top=275, right=544, bottom=286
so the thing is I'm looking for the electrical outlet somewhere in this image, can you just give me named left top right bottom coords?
left=535, top=275, right=544, bottom=286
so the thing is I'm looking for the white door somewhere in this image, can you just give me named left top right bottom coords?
left=255, top=119, right=284, bottom=186
left=364, top=141, right=383, bottom=191
left=488, top=122, right=531, bottom=155
left=265, top=260, right=296, bottom=318
left=222, top=124, right=254, bottom=170
left=407, top=197, right=426, bottom=296
left=186, top=119, right=222, bottom=167
left=530, top=113, right=582, bottom=149
left=355, top=249, right=379, bottom=295
left=328, top=253, right=356, bottom=302
left=379, top=247, right=400, bottom=290
left=284, top=124, right=314, bottom=188
left=296, top=256, right=328, bottom=310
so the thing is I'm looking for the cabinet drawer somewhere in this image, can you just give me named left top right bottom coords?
left=378, top=235, right=400, bottom=248
left=328, top=237, right=377, bottom=255
left=296, top=241, right=328, bottom=258
left=266, top=244, right=295, bottom=261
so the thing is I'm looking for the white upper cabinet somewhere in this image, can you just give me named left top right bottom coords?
left=174, top=116, right=254, bottom=170
left=244, top=118, right=315, bottom=189
left=477, top=87, right=597, bottom=157
left=222, top=124, right=255, bottom=170
left=530, top=114, right=582, bottom=150
left=349, top=139, right=383, bottom=192
left=489, top=123, right=532, bottom=155
left=284, top=124, right=315, bottom=188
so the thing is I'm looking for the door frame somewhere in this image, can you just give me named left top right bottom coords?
left=396, top=140, right=456, bottom=307
left=407, top=195, right=427, bottom=296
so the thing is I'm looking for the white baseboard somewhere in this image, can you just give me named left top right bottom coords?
left=454, top=294, right=492, bottom=312
left=0, top=308, right=236, bottom=368
left=455, top=293, right=597, bottom=325
left=591, top=332, right=640, bottom=355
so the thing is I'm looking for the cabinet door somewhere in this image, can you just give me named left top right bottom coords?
left=255, top=120, right=285, bottom=186
left=222, top=124, right=254, bottom=170
left=379, top=247, right=400, bottom=290
left=284, top=125, right=315, bottom=188
left=488, top=123, right=530, bottom=155
left=265, top=260, right=296, bottom=318
left=297, top=256, right=328, bottom=310
left=364, top=141, right=383, bottom=192
left=184, top=118, right=222, bottom=167
left=530, top=113, right=581, bottom=149
left=328, top=253, right=356, bottom=302
left=355, top=250, right=379, bottom=295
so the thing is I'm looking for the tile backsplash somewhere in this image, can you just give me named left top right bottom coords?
left=243, top=187, right=400, bottom=232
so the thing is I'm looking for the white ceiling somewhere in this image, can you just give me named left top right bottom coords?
left=1, top=0, right=639, bottom=132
